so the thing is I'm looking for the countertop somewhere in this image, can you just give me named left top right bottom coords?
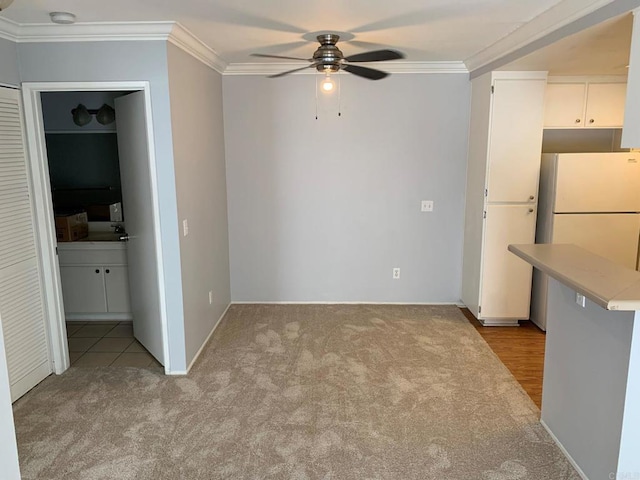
left=57, top=233, right=126, bottom=250
left=508, top=244, right=640, bottom=311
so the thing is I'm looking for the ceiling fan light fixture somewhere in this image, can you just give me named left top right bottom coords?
left=253, top=33, right=404, bottom=81
left=321, top=74, right=335, bottom=93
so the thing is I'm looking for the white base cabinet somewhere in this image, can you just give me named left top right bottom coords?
left=462, top=71, right=547, bottom=325
left=57, top=242, right=132, bottom=320
left=59, top=266, right=108, bottom=313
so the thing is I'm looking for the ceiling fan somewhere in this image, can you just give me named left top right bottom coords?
left=251, top=34, right=405, bottom=80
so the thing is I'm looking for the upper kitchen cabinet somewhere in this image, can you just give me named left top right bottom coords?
left=544, top=79, right=627, bottom=129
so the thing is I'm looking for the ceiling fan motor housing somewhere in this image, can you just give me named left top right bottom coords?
left=313, top=34, right=343, bottom=73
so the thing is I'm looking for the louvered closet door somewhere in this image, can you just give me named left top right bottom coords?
left=0, top=87, right=51, bottom=402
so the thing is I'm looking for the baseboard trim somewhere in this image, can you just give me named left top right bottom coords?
left=540, top=419, right=589, bottom=480
left=65, top=313, right=133, bottom=321
left=185, top=303, right=232, bottom=374
left=229, top=301, right=461, bottom=306
left=478, top=319, right=521, bottom=327
left=10, top=360, right=51, bottom=402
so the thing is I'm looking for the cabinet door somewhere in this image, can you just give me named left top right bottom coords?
left=480, top=205, right=537, bottom=319
left=486, top=79, right=546, bottom=203
left=59, top=266, right=107, bottom=313
left=104, top=266, right=131, bottom=313
left=544, top=83, right=586, bottom=128
left=585, top=83, right=627, bottom=128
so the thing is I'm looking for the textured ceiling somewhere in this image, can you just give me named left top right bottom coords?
left=503, top=13, right=632, bottom=75
left=1, top=0, right=568, bottom=64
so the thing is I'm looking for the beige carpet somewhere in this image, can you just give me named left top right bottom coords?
left=13, top=305, right=578, bottom=479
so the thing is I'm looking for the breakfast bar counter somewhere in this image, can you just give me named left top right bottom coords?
left=509, top=244, right=640, bottom=480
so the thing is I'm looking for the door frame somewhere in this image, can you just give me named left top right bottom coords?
left=21, top=81, right=170, bottom=374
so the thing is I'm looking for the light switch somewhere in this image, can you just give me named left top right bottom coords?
left=183, top=219, right=189, bottom=236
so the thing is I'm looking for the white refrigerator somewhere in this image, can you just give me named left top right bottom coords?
left=531, top=152, right=640, bottom=330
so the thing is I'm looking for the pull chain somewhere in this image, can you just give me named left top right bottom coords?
left=337, top=72, right=342, bottom=117
left=315, top=73, right=318, bottom=120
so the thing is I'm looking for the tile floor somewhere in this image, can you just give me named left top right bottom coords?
left=66, top=321, right=162, bottom=368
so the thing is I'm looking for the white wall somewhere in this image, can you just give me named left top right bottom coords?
left=17, top=41, right=188, bottom=371
left=223, top=73, right=470, bottom=302
left=461, top=73, right=492, bottom=316
left=0, top=37, right=19, bottom=87
left=543, top=278, right=636, bottom=479
left=41, top=91, right=123, bottom=132
left=167, top=44, right=231, bottom=365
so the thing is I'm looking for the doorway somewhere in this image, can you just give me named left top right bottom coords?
left=40, top=90, right=159, bottom=368
left=21, top=82, right=170, bottom=376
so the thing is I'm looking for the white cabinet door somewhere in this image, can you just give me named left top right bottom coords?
left=544, top=83, right=586, bottom=128
left=480, top=205, right=537, bottom=319
left=486, top=78, right=546, bottom=203
left=104, top=266, right=131, bottom=313
left=59, top=266, right=107, bottom=313
left=585, top=83, right=627, bottom=128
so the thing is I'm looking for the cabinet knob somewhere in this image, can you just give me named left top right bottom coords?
left=589, top=119, right=595, bottom=124
left=105, top=269, right=110, bottom=274
left=529, top=195, right=535, bottom=201
left=95, top=269, right=100, bottom=274
left=528, top=208, right=534, bottom=213
left=575, top=118, right=581, bottom=123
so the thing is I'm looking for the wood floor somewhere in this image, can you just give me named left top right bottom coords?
left=460, top=308, right=546, bottom=408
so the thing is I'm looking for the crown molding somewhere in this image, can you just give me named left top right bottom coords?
left=13, top=21, right=175, bottom=42
left=224, top=61, right=468, bottom=76
left=465, top=0, right=621, bottom=73
left=0, top=16, right=19, bottom=41
left=168, top=23, right=227, bottom=73
left=0, top=19, right=227, bottom=74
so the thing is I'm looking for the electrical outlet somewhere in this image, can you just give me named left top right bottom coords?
left=393, top=268, right=400, bottom=279
left=575, top=292, right=586, bottom=308
left=183, top=219, right=189, bottom=236
left=209, top=291, right=213, bottom=305
left=421, top=200, right=434, bottom=212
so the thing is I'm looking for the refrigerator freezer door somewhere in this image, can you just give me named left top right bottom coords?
left=554, top=153, right=640, bottom=213
left=552, top=213, right=640, bottom=269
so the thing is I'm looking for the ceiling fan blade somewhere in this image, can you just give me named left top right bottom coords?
left=344, top=50, right=405, bottom=62
left=251, top=53, right=312, bottom=62
left=343, top=64, right=388, bottom=80
left=269, top=63, right=318, bottom=78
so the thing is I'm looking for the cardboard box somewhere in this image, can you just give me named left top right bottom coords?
left=55, top=212, right=89, bottom=242
left=85, top=202, right=123, bottom=222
